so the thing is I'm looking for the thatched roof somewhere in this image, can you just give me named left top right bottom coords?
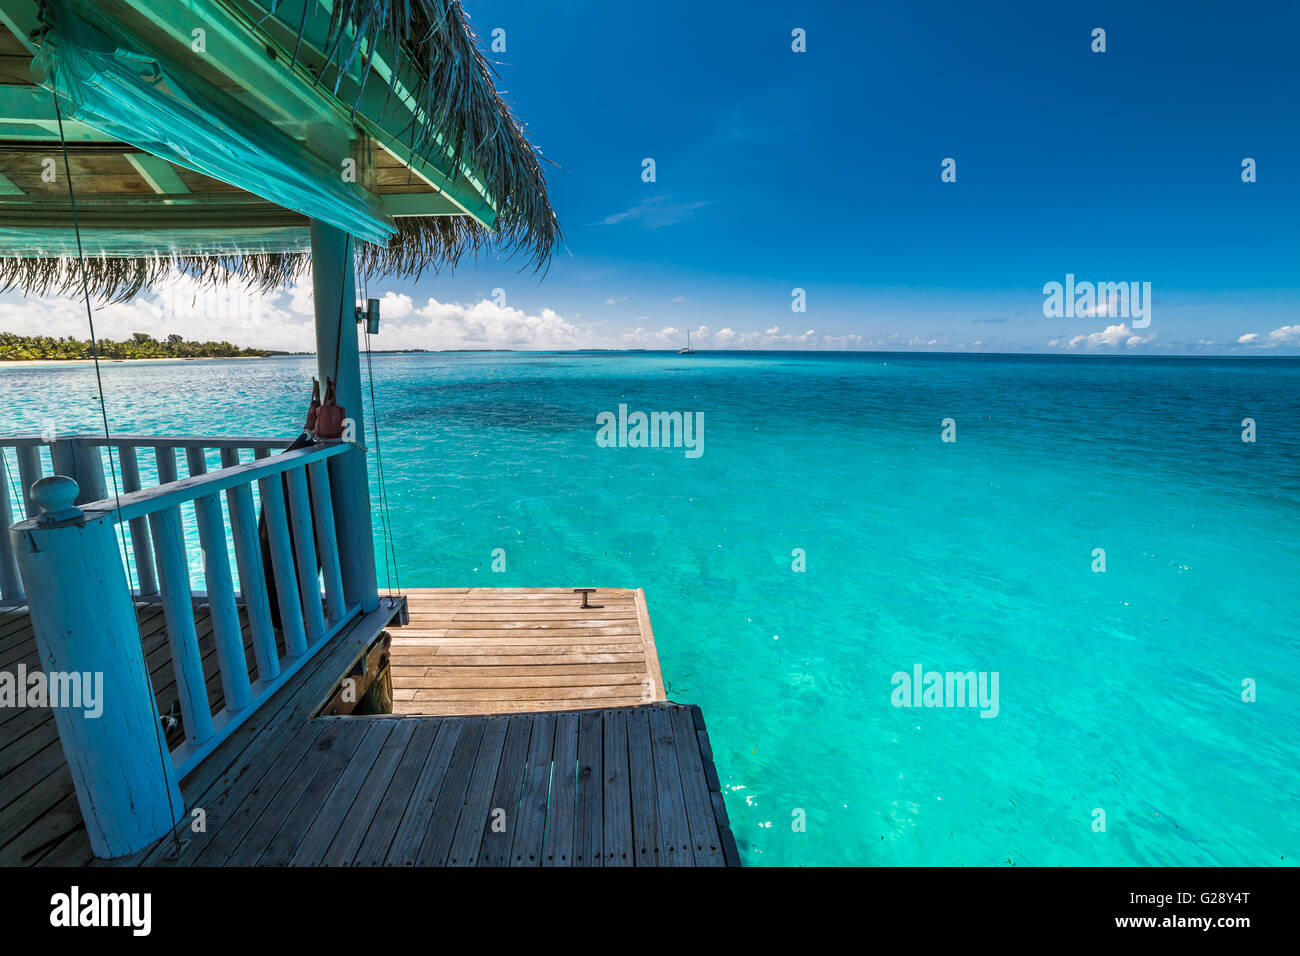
left=0, top=0, right=558, bottom=301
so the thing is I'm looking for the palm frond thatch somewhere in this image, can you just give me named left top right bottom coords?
left=305, top=0, right=559, bottom=269
left=0, top=216, right=489, bottom=301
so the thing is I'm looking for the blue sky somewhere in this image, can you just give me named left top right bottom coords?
left=4, top=0, right=1296, bottom=353
left=381, top=0, right=1295, bottom=353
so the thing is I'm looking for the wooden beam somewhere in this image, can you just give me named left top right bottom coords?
left=0, top=84, right=112, bottom=141
left=124, top=152, right=191, bottom=195
left=0, top=0, right=40, bottom=56
left=380, top=191, right=464, bottom=217
left=0, top=170, right=20, bottom=194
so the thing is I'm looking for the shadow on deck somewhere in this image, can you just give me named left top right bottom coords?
left=139, top=706, right=737, bottom=866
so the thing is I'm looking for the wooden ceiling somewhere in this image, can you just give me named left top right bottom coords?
left=0, top=13, right=439, bottom=213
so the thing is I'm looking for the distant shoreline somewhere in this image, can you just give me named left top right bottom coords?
left=0, top=356, right=297, bottom=367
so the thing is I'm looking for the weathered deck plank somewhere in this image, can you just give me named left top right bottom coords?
left=414, top=719, right=486, bottom=865
left=378, top=718, right=463, bottom=866
left=601, top=709, right=634, bottom=866
left=319, top=719, right=416, bottom=866
left=508, top=712, right=554, bottom=866
left=648, top=706, right=695, bottom=866
left=574, top=710, right=604, bottom=865
left=543, top=711, right=579, bottom=867
left=181, top=706, right=736, bottom=868
left=627, top=707, right=661, bottom=866
left=477, top=715, right=533, bottom=867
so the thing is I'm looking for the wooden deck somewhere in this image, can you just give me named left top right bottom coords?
left=0, top=588, right=738, bottom=866
left=131, top=707, right=736, bottom=866
left=389, top=588, right=668, bottom=715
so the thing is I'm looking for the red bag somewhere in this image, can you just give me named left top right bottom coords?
left=304, top=378, right=321, bottom=431
left=315, top=377, right=346, bottom=439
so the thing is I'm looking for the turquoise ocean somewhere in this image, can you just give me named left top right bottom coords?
left=2, top=351, right=1297, bottom=866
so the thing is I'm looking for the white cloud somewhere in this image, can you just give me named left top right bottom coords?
left=397, top=297, right=581, bottom=350
left=1238, top=324, right=1300, bottom=348
left=595, top=194, right=711, bottom=229
left=604, top=296, right=627, bottom=305
left=378, top=292, right=413, bottom=319
left=1076, top=296, right=1122, bottom=318
left=615, top=324, right=864, bottom=349
left=1065, top=323, right=1155, bottom=350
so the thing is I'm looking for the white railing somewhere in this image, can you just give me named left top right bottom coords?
left=9, top=439, right=359, bottom=775
left=0, top=434, right=296, bottom=604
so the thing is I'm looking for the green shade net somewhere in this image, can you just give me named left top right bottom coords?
left=27, top=0, right=395, bottom=248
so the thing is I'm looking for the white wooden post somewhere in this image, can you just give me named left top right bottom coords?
left=307, top=459, right=346, bottom=624
left=254, top=449, right=308, bottom=657
left=221, top=447, right=279, bottom=682
left=51, top=439, right=107, bottom=504
left=9, top=476, right=182, bottom=858
left=148, top=505, right=215, bottom=746
left=118, top=445, right=159, bottom=596
left=185, top=448, right=252, bottom=714
left=16, top=445, right=42, bottom=517
left=0, top=459, right=22, bottom=601
left=310, top=219, right=379, bottom=614
left=285, top=467, right=327, bottom=643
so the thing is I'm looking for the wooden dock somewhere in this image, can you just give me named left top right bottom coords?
left=134, top=707, right=735, bottom=866
left=0, top=589, right=739, bottom=866
left=389, top=588, right=667, bottom=715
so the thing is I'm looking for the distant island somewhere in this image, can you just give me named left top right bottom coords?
left=0, top=332, right=274, bottom=361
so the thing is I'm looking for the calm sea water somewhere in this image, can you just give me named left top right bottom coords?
left=2, top=351, right=1298, bottom=867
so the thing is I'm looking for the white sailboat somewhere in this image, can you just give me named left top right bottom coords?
left=679, top=329, right=695, bottom=354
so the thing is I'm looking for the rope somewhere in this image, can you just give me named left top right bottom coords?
left=355, top=266, right=402, bottom=599
left=53, top=92, right=183, bottom=851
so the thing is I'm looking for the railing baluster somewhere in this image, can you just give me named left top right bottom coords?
left=0, top=455, right=23, bottom=602
left=51, top=439, right=107, bottom=504
left=16, top=445, right=41, bottom=517
left=147, top=505, right=214, bottom=746
left=255, top=449, right=308, bottom=657
left=221, top=448, right=279, bottom=682
left=285, top=466, right=326, bottom=643
left=307, top=460, right=346, bottom=625
left=118, top=446, right=159, bottom=596
left=186, top=448, right=252, bottom=713
left=155, top=446, right=178, bottom=484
